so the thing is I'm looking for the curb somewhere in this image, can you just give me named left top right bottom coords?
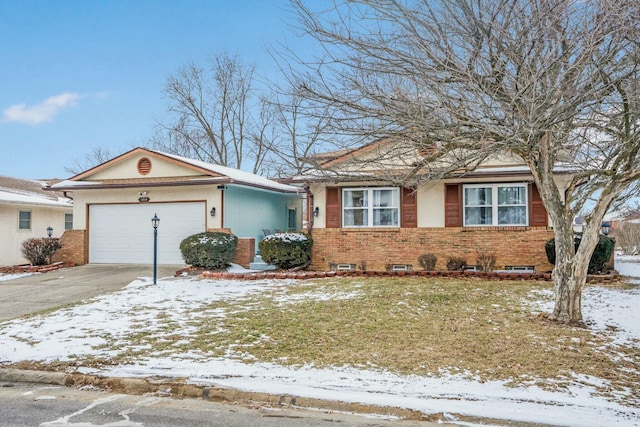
left=0, top=368, right=552, bottom=426
left=0, top=368, right=434, bottom=422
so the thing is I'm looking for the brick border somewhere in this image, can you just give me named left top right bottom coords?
left=200, top=269, right=620, bottom=283
left=0, top=261, right=74, bottom=274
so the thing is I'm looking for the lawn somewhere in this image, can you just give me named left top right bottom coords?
left=2, top=275, right=639, bottom=424
left=21, top=278, right=640, bottom=402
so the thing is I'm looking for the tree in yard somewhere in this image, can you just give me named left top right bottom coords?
left=152, top=51, right=273, bottom=174
left=292, top=0, right=640, bottom=323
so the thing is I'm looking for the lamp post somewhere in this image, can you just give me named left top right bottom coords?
left=152, top=213, right=160, bottom=284
left=601, top=221, right=611, bottom=236
left=46, top=226, right=53, bottom=238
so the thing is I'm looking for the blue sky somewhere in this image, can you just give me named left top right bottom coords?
left=0, top=0, right=304, bottom=179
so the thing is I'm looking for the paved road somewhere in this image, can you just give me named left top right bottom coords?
left=0, top=381, right=443, bottom=427
left=0, top=264, right=183, bottom=321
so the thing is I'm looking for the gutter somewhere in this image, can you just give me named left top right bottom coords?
left=45, top=178, right=302, bottom=194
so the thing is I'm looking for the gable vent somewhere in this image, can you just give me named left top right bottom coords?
left=137, top=157, right=152, bottom=175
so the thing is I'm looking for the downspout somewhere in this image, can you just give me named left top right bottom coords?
left=305, top=184, right=314, bottom=234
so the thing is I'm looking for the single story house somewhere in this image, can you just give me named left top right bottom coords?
left=0, top=176, right=73, bottom=266
left=290, top=138, right=565, bottom=272
left=46, top=148, right=302, bottom=267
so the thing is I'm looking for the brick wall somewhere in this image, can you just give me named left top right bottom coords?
left=55, top=229, right=87, bottom=265
left=206, top=229, right=254, bottom=268
left=234, top=238, right=255, bottom=268
left=310, top=227, right=555, bottom=272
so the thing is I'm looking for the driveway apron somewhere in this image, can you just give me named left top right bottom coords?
left=0, top=264, right=182, bottom=321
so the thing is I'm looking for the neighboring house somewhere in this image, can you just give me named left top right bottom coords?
left=290, top=138, right=566, bottom=272
left=0, top=176, right=73, bottom=266
left=46, top=148, right=302, bottom=267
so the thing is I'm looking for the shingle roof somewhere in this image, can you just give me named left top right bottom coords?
left=0, top=176, right=72, bottom=207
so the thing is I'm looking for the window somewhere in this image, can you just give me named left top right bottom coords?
left=463, top=184, right=527, bottom=226
left=19, top=210, right=31, bottom=230
left=343, top=188, right=399, bottom=227
left=65, top=213, right=73, bottom=230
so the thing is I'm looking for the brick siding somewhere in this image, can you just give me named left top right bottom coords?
left=310, top=227, right=555, bottom=272
left=55, top=229, right=87, bottom=265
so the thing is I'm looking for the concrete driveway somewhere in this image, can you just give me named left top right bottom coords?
left=0, top=264, right=183, bottom=321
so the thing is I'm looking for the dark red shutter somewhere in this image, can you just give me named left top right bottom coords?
left=529, top=183, right=548, bottom=226
left=401, top=187, right=417, bottom=228
left=326, top=187, right=341, bottom=228
left=445, top=184, right=462, bottom=227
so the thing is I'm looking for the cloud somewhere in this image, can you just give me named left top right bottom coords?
left=2, top=92, right=85, bottom=125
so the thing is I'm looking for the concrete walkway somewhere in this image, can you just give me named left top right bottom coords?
left=0, top=264, right=182, bottom=321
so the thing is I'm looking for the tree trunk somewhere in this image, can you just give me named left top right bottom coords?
left=549, top=220, right=596, bottom=324
left=550, top=258, right=585, bottom=324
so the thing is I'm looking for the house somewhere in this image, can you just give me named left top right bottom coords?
left=46, top=148, right=303, bottom=267
left=290, top=138, right=566, bottom=272
left=0, top=176, right=73, bottom=266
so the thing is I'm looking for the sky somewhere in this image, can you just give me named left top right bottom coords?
left=1, top=259, right=639, bottom=425
left=0, top=0, right=306, bottom=180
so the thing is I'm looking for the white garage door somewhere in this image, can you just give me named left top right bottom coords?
left=89, top=202, right=206, bottom=264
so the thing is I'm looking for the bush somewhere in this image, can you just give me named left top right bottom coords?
left=21, top=238, right=62, bottom=266
left=446, top=257, right=467, bottom=271
left=545, top=234, right=615, bottom=274
left=417, top=253, right=437, bottom=270
left=258, top=232, right=313, bottom=270
left=476, top=250, right=497, bottom=272
left=179, top=232, right=238, bottom=270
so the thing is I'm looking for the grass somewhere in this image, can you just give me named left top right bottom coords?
left=9, top=277, right=640, bottom=406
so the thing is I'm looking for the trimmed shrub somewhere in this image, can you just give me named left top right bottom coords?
left=180, top=232, right=238, bottom=270
left=476, top=250, right=497, bottom=272
left=446, top=257, right=467, bottom=271
left=545, top=234, right=615, bottom=274
left=417, top=253, right=437, bottom=271
left=258, top=232, right=313, bottom=270
left=21, top=238, right=62, bottom=266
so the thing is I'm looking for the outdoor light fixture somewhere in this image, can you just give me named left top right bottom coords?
left=46, top=226, right=53, bottom=238
left=313, top=206, right=320, bottom=217
left=210, top=207, right=216, bottom=217
left=152, top=213, right=160, bottom=284
left=601, top=221, right=611, bottom=236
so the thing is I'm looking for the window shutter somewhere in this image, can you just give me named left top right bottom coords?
left=445, top=184, right=462, bottom=227
left=529, top=183, right=548, bottom=226
left=401, top=187, right=417, bottom=228
left=326, top=187, right=341, bottom=228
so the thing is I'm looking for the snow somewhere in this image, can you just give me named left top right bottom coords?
left=0, top=190, right=71, bottom=207
left=0, top=272, right=33, bottom=282
left=1, top=262, right=640, bottom=426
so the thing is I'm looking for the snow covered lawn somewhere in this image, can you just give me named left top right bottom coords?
left=0, top=268, right=639, bottom=426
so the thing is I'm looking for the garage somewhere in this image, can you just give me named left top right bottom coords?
left=89, top=202, right=206, bottom=264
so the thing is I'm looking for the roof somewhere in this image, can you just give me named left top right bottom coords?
left=0, top=176, right=72, bottom=208
left=291, top=137, right=575, bottom=184
left=49, top=148, right=302, bottom=194
left=157, top=150, right=301, bottom=193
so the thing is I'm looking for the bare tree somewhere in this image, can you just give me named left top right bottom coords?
left=64, top=146, right=116, bottom=176
left=261, top=84, right=335, bottom=177
left=153, top=51, right=272, bottom=174
left=617, top=222, right=640, bottom=255
left=292, top=0, right=640, bottom=323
